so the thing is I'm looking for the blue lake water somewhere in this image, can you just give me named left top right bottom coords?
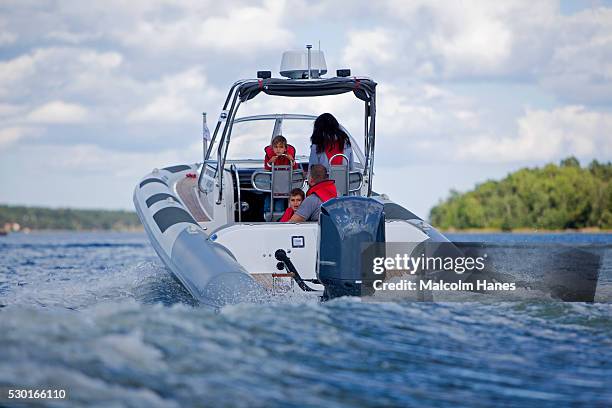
left=1, top=232, right=611, bottom=407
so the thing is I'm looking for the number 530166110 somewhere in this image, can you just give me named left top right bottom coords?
left=7, top=389, right=66, bottom=399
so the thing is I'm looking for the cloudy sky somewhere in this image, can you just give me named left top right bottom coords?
left=1, top=0, right=611, bottom=219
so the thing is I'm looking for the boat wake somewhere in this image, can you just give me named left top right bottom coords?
left=2, top=232, right=612, bottom=406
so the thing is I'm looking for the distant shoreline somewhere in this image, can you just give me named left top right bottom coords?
left=1, top=204, right=142, bottom=233
left=441, top=227, right=612, bottom=234
left=2, top=203, right=610, bottom=234
left=0, top=227, right=145, bottom=234
left=2, top=226, right=610, bottom=235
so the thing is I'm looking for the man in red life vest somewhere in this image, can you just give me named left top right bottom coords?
left=289, top=164, right=337, bottom=222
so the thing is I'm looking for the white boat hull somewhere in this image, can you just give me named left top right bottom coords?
left=134, top=163, right=449, bottom=306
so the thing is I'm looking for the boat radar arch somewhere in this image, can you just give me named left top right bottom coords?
left=280, top=47, right=327, bottom=79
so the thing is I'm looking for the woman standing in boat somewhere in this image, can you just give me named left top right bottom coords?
left=308, top=113, right=354, bottom=173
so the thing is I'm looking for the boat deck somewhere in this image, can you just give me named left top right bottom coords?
left=176, top=177, right=210, bottom=222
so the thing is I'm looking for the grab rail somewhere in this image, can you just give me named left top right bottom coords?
left=329, top=153, right=350, bottom=195
left=230, top=164, right=242, bottom=222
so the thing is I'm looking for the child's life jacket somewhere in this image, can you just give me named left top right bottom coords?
left=264, top=144, right=299, bottom=170
left=279, top=207, right=294, bottom=222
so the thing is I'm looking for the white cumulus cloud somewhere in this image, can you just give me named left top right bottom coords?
left=342, top=29, right=397, bottom=72
left=457, top=106, right=612, bottom=162
left=27, top=101, right=91, bottom=124
left=117, top=0, right=294, bottom=54
left=0, top=126, right=40, bottom=149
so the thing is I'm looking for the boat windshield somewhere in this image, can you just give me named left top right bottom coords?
left=207, top=115, right=365, bottom=168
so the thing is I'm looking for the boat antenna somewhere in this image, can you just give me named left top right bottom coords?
left=202, top=112, right=211, bottom=162
left=306, top=44, right=312, bottom=79
left=318, top=40, right=321, bottom=76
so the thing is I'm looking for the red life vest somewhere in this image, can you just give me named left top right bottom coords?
left=264, top=144, right=298, bottom=170
left=279, top=207, right=294, bottom=222
left=306, top=179, right=337, bottom=203
left=325, top=142, right=345, bottom=165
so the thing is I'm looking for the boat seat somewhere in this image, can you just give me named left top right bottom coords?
left=348, top=171, right=363, bottom=193
left=329, top=154, right=363, bottom=196
left=251, top=166, right=305, bottom=221
left=329, top=154, right=349, bottom=196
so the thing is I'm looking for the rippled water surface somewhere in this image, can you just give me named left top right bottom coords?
left=1, top=232, right=611, bottom=407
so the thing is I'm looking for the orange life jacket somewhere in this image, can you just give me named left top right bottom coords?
left=279, top=207, right=294, bottom=222
left=264, top=144, right=298, bottom=170
left=306, top=179, right=338, bottom=203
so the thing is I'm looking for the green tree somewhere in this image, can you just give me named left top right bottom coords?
left=0, top=205, right=142, bottom=231
left=560, top=156, right=580, bottom=168
left=429, top=158, right=612, bottom=230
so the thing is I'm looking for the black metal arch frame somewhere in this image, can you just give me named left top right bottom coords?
left=198, top=76, right=377, bottom=204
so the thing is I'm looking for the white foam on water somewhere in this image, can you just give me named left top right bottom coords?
left=2, top=260, right=171, bottom=309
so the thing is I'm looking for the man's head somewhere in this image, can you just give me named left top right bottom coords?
left=288, top=188, right=305, bottom=211
left=271, top=135, right=287, bottom=156
left=309, top=164, right=328, bottom=185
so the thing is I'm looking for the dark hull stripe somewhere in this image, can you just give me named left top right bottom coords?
left=140, top=178, right=168, bottom=188
left=163, top=165, right=191, bottom=173
left=146, top=193, right=179, bottom=208
left=153, top=207, right=197, bottom=233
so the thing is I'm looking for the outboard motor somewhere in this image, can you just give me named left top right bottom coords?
left=317, top=197, right=385, bottom=300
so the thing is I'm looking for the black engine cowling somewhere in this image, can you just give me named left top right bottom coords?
left=317, top=197, right=385, bottom=300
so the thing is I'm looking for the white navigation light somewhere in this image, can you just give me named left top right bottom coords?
left=280, top=49, right=327, bottom=79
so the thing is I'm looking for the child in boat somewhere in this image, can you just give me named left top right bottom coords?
left=264, top=135, right=298, bottom=170
left=280, top=188, right=305, bottom=222
left=263, top=135, right=298, bottom=219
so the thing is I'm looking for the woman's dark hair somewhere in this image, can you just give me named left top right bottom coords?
left=311, top=113, right=350, bottom=154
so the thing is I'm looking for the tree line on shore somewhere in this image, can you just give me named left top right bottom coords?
left=2, top=157, right=610, bottom=232
left=0, top=205, right=141, bottom=231
left=429, top=157, right=612, bottom=231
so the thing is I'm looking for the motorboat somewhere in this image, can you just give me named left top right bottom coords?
left=133, top=48, right=600, bottom=307
left=132, top=47, right=457, bottom=307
